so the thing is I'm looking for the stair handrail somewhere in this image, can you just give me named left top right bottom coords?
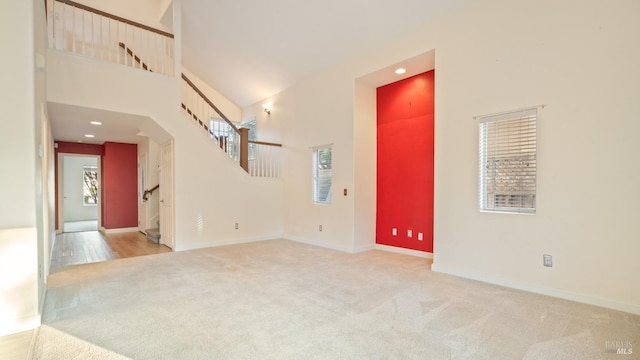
left=181, top=73, right=239, bottom=134
left=249, top=140, right=282, bottom=147
left=143, top=184, right=159, bottom=201
left=51, top=0, right=174, bottom=39
left=119, top=42, right=153, bottom=72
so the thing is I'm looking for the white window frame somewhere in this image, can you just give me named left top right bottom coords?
left=312, top=146, right=332, bottom=204
left=479, top=107, right=537, bottom=214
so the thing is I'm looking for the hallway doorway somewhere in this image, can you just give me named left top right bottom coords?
left=59, top=154, right=101, bottom=233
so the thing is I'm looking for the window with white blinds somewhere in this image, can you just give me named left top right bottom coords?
left=479, top=107, right=537, bottom=214
left=313, top=146, right=332, bottom=204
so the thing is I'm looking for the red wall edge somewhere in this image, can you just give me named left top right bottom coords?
left=376, top=71, right=434, bottom=252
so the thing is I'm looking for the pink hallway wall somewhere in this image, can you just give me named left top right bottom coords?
left=376, top=71, right=434, bottom=252
left=102, top=142, right=138, bottom=229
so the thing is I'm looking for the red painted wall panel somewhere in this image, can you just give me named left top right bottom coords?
left=376, top=71, right=434, bottom=252
left=56, top=141, right=104, bottom=156
left=102, top=142, right=138, bottom=229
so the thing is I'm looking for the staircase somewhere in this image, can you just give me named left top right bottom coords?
left=47, top=0, right=283, bottom=177
left=45, top=0, right=285, bottom=251
left=145, top=228, right=161, bottom=243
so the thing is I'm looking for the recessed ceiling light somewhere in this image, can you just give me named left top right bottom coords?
left=90, top=121, right=102, bottom=125
left=395, top=68, right=407, bottom=75
left=84, top=134, right=95, bottom=138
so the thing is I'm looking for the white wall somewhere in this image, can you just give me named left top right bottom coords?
left=0, top=3, right=36, bottom=229
left=0, top=0, right=48, bottom=335
left=62, top=156, right=98, bottom=221
left=47, top=50, right=284, bottom=252
left=352, top=81, right=377, bottom=252
left=245, top=72, right=357, bottom=252
left=429, top=0, right=640, bottom=314
left=243, top=0, right=640, bottom=313
left=33, top=0, right=53, bottom=321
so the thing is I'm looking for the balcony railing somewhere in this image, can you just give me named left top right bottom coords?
left=248, top=141, right=282, bottom=178
left=47, top=0, right=175, bottom=76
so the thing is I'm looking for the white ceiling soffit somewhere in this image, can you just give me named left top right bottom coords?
left=181, top=0, right=473, bottom=107
left=356, top=50, right=435, bottom=88
left=48, top=102, right=171, bottom=145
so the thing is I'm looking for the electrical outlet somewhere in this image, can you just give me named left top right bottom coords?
left=234, top=223, right=239, bottom=230
left=418, top=232, right=423, bottom=241
left=543, top=254, right=552, bottom=267
left=319, top=225, right=323, bottom=232
left=407, top=230, right=413, bottom=238
left=392, top=228, right=397, bottom=236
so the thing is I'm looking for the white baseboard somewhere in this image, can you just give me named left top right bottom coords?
left=102, top=227, right=139, bottom=234
left=285, top=236, right=355, bottom=253
left=175, top=235, right=283, bottom=252
left=0, top=315, right=41, bottom=337
left=431, top=264, right=640, bottom=315
left=374, top=244, right=434, bottom=259
left=353, top=244, right=375, bottom=253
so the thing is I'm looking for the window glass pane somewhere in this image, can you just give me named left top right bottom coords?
left=242, top=119, right=257, bottom=160
left=479, top=109, right=536, bottom=213
left=210, top=118, right=240, bottom=160
left=313, top=147, right=332, bottom=204
left=83, top=166, right=99, bottom=205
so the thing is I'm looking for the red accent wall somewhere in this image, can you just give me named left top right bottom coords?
left=56, top=142, right=104, bottom=156
left=376, top=71, right=434, bottom=252
left=102, top=142, right=138, bottom=229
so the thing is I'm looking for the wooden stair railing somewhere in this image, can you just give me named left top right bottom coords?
left=119, top=42, right=153, bottom=72
left=180, top=74, right=238, bottom=133
left=143, top=184, right=159, bottom=201
left=180, top=77, right=283, bottom=176
left=181, top=73, right=252, bottom=172
left=50, top=0, right=174, bottom=38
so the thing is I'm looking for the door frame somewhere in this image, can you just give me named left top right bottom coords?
left=57, top=153, right=102, bottom=233
left=159, top=140, right=175, bottom=249
left=138, top=151, right=149, bottom=233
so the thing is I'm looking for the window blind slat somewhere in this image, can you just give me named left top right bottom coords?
left=479, top=108, right=537, bottom=213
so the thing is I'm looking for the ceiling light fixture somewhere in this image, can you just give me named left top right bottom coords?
left=90, top=121, right=102, bottom=125
left=84, top=134, right=95, bottom=138
left=395, top=68, right=407, bottom=75
left=262, top=103, right=271, bottom=115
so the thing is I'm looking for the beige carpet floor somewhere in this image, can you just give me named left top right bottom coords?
left=35, top=239, right=639, bottom=359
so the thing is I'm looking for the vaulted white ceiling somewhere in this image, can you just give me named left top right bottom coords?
left=48, top=0, right=472, bottom=145
left=182, top=0, right=473, bottom=107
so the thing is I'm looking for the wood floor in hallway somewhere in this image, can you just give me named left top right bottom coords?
left=50, top=231, right=172, bottom=273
